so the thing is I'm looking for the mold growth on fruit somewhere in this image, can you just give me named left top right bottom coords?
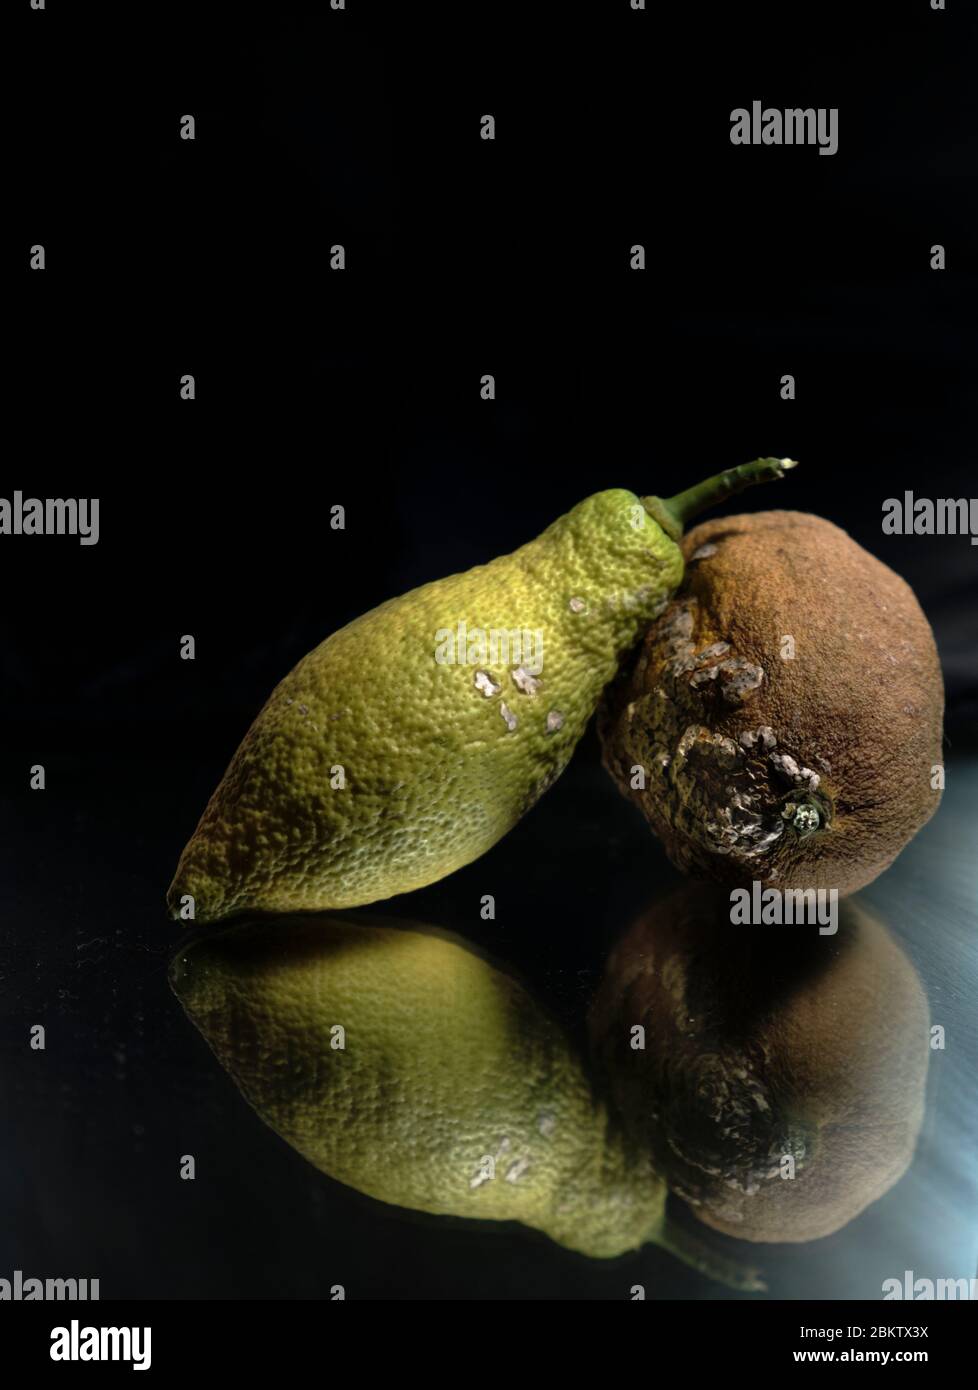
left=614, top=599, right=831, bottom=869
left=511, top=666, right=540, bottom=695
left=769, top=752, right=820, bottom=790
left=789, top=803, right=821, bottom=836
left=718, top=659, right=764, bottom=705
left=739, top=727, right=777, bottom=752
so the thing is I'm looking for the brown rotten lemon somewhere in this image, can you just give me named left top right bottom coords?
left=598, top=510, right=944, bottom=897
left=589, top=885, right=930, bottom=1243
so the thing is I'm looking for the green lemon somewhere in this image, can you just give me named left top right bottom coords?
left=168, top=460, right=794, bottom=922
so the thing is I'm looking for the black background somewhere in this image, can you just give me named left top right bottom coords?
left=5, top=0, right=977, bottom=1302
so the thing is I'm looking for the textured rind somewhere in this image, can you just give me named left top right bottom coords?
left=598, top=511, right=945, bottom=896
left=170, top=916, right=667, bottom=1258
left=589, top=886, right=930, bottom=1244
left=168, top=490, right=684, bottom=921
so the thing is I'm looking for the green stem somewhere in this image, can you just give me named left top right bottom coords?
left=643, top=457, right=798, bottom=543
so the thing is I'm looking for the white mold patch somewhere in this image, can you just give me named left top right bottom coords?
left=718, top=659, right=765, bottom=705
left=770, top=752, right=820, bottom=790
left=739, top=726, right=777, bottom=751
left=474, top=669, right=501, bottom=698
left=696, top=642, right=732, bottom=662
left=511, top=666, right=541, bottom=696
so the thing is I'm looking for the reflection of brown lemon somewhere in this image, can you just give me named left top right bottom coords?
left=589, top=886, right=930, bottom=1243
left=598, top=511, right=944, bottom=898
left=170, top=914, right=764, bottom=1287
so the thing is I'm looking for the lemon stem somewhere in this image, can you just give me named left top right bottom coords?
left=643, top=457, right=798, bottom=543
left=658, top=1211, right=767, bottom=1293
